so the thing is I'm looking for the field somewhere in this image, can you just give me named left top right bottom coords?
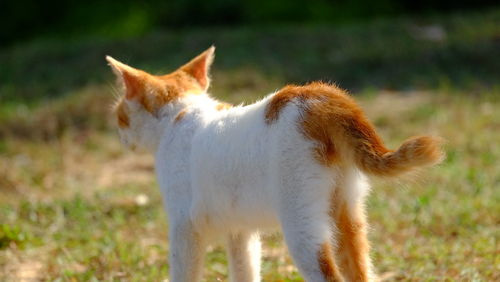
left=1, top=9, right=499, bottom=281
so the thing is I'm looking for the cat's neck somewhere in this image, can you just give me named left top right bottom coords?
left=180, top=93, right=220, bottom=112
left=149, top=93, right=219, bottom=154
left=170, top=93, right=220, bottom=121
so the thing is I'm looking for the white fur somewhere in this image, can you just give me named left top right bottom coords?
left=119, top=92, right=372, bottom=282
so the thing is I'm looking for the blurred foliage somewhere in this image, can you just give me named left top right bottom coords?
left=1, top=0, right=498, bottom=45
left=1, top=8, right=499, bottom=105
left=0, top=224, right=29, bottom=249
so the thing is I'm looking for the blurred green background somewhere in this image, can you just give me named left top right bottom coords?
left=2, top=0, right=499, bottom=44
left=1, top=0, right=499, bottom=103
left=1, top=1, right=499, bottom=281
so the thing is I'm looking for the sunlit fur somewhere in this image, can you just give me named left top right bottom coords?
left=107, top=47, right=443, bottom=282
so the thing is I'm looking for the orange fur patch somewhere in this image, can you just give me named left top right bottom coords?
left=317, top=242, right=343, bottom=282
left=361, top=135, right=444, bottom=176
left=108, top=47, right=217, bottom=133
left=112, top=71, right=202, bottom=125
left=330, top=189, right=370, bottom=282
left=265, top=82, right=443, bottom=174
left=116, top=101, right=130, bottom=128
left=130, top=71, right=203, bottom=114
left=337, top=205, right=370, bottom=281
left=174, top=109, right=187, bottom=124
left=215, top=102, right=232, bottom=111
left=265, top=82, right=370, bottom=166
left=108, top=50, right=211, bottom=116
left=142, top=71, right=203, bottom=114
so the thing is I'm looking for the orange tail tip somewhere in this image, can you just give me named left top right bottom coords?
left=357, top=135, right=445, bottom=177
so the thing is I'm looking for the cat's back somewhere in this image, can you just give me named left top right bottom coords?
left=191, top=96, right=275, bottom=175
left=188, top=97, right=286, bottom=229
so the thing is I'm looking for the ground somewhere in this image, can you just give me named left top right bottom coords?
left=1, top=8, right=499, bottom=281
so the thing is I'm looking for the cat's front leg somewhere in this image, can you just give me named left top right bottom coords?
left=168, top=218, right=206, bottom=282
left=226, top=231, right=261, bottom=282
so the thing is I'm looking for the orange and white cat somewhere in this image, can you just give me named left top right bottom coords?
left=106, top=47, right=443, bottom=282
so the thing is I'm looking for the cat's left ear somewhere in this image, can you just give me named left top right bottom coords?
left=180, top=46, right=215, bottom=91
left=106, top=56, right=146, bottom=100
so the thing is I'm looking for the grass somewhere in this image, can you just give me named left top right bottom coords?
left=1, top=8, right=499, bottom=281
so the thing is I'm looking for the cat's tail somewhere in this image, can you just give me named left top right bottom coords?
left=342, top=119, right=444, bottom=177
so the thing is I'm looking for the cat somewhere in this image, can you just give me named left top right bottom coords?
left=106, top=46, right=443, bottom=282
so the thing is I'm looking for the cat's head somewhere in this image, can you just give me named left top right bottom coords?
left=106, top=46, right=215, bottom=151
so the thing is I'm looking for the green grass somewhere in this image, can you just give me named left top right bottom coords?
left=1, top=8, right=499, bottom=281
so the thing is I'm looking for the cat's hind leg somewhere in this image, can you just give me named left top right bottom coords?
left=226, top=231, right=261, bottom=282
left=331, top=173, right=375, bottom=282
left=278, top=174, right=344, bottom=282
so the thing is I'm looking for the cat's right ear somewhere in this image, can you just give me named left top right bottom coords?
left=106, top=56, right=144, bottom=99
left=180, top=46, right=215, bottom=91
